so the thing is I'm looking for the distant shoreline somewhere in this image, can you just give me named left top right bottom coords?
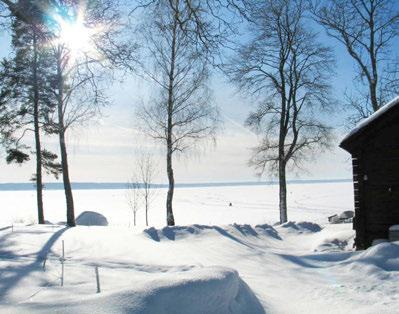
left=0, top=179, right=352, bottom=191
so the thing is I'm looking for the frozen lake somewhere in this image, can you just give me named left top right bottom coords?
left=0, top=181, right=354, bottom=227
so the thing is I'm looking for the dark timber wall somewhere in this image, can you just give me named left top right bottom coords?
left=341, top=98, right=399, bottom=249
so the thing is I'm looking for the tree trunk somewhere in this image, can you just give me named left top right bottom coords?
left=59, top=128, right=75, bottom=226
left=368, top=9, right=379, bottom=112
left=145, top=198, right=149, bottom=226
left=32, top=31, right=44, bottom=224
left=34, top=121, right=44, bottom=224
left=166, top=146, right=175, bottom=226
left=56, top=47, right=75, bottom=227
left=369, top=81, right=379, bottom=112
left=278, top=159, right=288, bottom=224
left=165, top=2, right=178, bottom=227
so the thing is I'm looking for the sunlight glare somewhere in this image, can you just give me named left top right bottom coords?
left=59, top=20, right=92, bottom=56
left=53, top=5, right=101, bottom=62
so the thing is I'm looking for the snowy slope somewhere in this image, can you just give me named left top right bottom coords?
left=0, top=222, right=397, bottom=313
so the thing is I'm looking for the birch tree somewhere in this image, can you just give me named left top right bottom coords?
left=127, top=154, right=157, bottom=226
left=1, top=0, right=136, bottom=226
left=126, top=179, right=140, bottom=226
left=44, top=0, right=123, bottom=226
left=136, top=0, right=219, bottom=226
left=227, top=0, right=334, bottom=224
left=138, top=154, right=156, bottom=226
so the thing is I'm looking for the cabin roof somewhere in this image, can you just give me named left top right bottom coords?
left=340, top=96, right=399, bottom=152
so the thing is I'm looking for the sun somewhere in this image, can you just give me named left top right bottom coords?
left=58, top=19, right=93, bottom=57
left=52, top=5, right=101, bottom=62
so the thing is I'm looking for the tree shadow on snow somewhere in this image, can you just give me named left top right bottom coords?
left=0, top=226, right=68, bottom=300
left=277, top=251, right=354, bottom=269
left=144, top=225, right=256, bottom=249
left=143, top=224, right=281, bottom=250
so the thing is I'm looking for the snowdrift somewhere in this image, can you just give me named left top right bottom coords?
left=345, top=241, right=399, bottom=272
left=280, top=221, right=322, bottom=233
left=143, top=223, right=281, bottom=242
left=11, top=267, right=265, bottom=314
left=311, top=225, right=355, bottom=252
left=76, top=211, right=108, bottom=226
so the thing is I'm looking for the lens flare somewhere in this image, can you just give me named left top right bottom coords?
left=52, top=3, right=102, bottom=63
left=58, top=19, right=92, bottom=57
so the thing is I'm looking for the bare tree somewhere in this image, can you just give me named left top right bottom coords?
left=130, top=0, right=245, bottom=65
left=1, top=0, right=137, bottom=227
left=138, top=154, right=157, bottom=226
left=135, top=0, right=219, bottom=226
left=313, top=0, right=399, bottom=123
left=226, top=0, right=334, bottom=224
left=48, top=49, right=108, bottom=226
left=44, top=0, right=122, bottom=226
left=126, top=154, right=157, bottom=226
left=126, top=179, right=140, bottom=226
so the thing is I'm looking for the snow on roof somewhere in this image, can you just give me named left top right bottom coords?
left=341, top=96, right=399, bottom=144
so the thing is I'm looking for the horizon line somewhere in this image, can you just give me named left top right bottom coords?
left=0, top=178, right=352, bottom=191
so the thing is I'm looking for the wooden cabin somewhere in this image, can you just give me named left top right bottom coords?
left=340, top=96, right=399, bottom=249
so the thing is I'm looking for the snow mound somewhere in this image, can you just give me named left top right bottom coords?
left=346, top=242, right=399, bottom=272
left=76, top=211, right=108, bottom=226
left=312, top=227, right=355, bottom=252
left=254, top=224, right=282, bottom=240
left=228, top=224, right=281, bottom=240
left=280, top=221, right=322, bottom=233
left=144, top=224, right=281, bottom=242
left=13, top=267, right=265, bottom=314
left=143, top=225, right=201, bottom=241
left=314, top=238, right=352, bottom=252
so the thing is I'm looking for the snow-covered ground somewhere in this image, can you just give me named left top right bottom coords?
left=0, top=181, right=398, bottom=313
left=0, top=181, right=353, bottom=227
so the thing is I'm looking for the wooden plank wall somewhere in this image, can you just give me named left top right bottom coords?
left=359, top=121, right=399, bottom=248
left=352, top=155, right=367, bottom=249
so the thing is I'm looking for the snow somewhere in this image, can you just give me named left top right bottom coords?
left=341, top=96, right=399, bottom=144
left=0, top=181, right=398, bottom=313
left=76, top=211, right=109, bottom=226
left=4, top=265, right=263, bottom=314
left=0, top=181, right=354, bottom=227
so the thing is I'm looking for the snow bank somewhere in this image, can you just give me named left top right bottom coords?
left=10, top=267, right=265, bottom=314
left=143, top=223, right=281, bottom=242
left=312, top=225, right=355, bottom=252
left=76, top=211, right=108, bottom=226
left=346, top=242, right=399, bottom=272
left=280, top=221, right=322, bottom=233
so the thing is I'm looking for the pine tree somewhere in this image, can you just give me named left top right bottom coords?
left=0, top=0, right=61, bottom=224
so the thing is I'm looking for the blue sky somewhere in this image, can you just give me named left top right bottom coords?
left=0, top=12, right=393, bottom=184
